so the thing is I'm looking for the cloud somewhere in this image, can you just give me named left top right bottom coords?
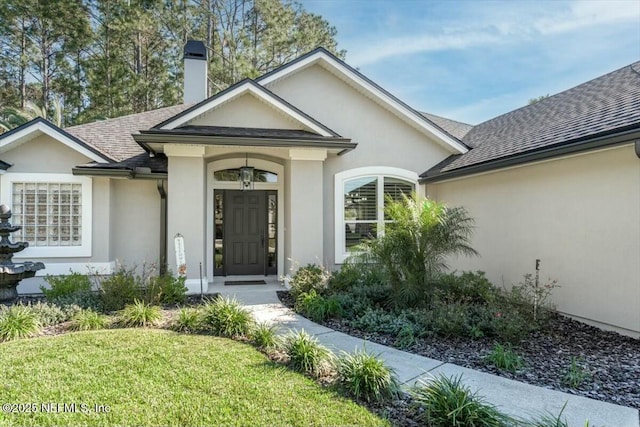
left=348, top=0, right=640, bottom=67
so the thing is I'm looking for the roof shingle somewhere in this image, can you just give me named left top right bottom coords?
left=65, top=104, right=191, bottom=162
left=441, top=61, right=640, bottom=173
left=420, top=112, right=474, bottom=140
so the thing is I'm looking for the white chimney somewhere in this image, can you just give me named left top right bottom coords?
left=183, top=40, right=208, bottom=104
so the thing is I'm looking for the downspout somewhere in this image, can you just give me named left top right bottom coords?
left=157, top=179, right=168, bottom=275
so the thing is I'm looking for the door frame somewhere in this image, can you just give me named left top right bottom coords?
left=215, top=189, right=277, bottom=276
left=206, top=157, right=284, bottom=280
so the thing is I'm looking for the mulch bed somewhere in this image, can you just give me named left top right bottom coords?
left=277, top=290, right=640, bottom=411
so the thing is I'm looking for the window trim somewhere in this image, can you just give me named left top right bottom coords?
left=334, top=167, right=417, bottom=264
left=1, top=172, right=92, bottom=258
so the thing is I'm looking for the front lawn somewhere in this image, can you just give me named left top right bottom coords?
left=0, top=329, right=388, bottom=426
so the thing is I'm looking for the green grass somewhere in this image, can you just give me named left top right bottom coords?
left=0, top=329, right=387, bottom=427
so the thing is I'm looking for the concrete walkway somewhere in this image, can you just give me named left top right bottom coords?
left=218, top=284, right=639, bottom=427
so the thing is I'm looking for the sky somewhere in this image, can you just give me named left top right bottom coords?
left=299, top=0, right=640, bottom=124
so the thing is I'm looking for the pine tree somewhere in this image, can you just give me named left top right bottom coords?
left=0, top=0, right=344, bottom=126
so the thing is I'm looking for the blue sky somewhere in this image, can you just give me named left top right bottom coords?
left=299, top=0, right=640, bottom=124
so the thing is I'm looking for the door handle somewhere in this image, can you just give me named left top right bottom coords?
left=261, top=231, right=264, bottom=248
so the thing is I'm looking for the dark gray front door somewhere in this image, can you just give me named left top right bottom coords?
left=224, top=190, right=266, bottom=275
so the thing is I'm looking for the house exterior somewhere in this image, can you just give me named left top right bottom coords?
left=1, top=42, right=638, bottom=337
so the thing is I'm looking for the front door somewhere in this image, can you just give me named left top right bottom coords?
left=224, top=190, right=266, bottom=275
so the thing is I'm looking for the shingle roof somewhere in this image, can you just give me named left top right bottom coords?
left=65, top=104, right=191, bottom=162
left=420, top=112, right=474, bottom=140
left=438, top=61, right=640, bottom=173
left=75, top=153, right=169, bottom=174
left=144, top=125, right=340, bottom=140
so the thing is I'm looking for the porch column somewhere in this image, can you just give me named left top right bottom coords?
left=166, top=145, right=206, bottom=293
left=286, top=149, right=326, bottom=272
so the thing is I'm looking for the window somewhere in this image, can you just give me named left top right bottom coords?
left=1, top=173, right=92, bottom=257
left=335, top=167, right=417, bottom=263
left=213, top=168, right=277, bottom=183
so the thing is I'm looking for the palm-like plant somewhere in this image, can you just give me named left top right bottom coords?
left=0, top=107, right=30, bottom=133
left=350, top=195, right=478, bottom=307
left=0, top=98, right=63, bottom=134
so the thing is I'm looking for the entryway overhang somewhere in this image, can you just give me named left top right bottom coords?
left=133, top=126, right=356, bottom=156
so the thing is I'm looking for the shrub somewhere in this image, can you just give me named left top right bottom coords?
left=99, top=267, right=141, bottom=311
left=201, top=297, right=254, bottom=338
left=143, top=273, right=187, bottom=305
left=411, top=374, right=512, bottom=427
left=337, top=349, right=399, bottom=403
left=250, top=322, right=280, bottom=350
left=350, top=307, right=420, bottom=336
left=331, top=293, right=371, bottom=319
left=484, top=344, right=524, bottom=372
left=0, top=305, right=40, bottom=341
left=171, top=307, right=202, bottom=333
left=283, top=330, right=332, bottom=377
left=422, top=302, right=470, bottom=338
left=328, top=264, right=362, bottom=293
left=436, top=271, right=498, bottom=305
left=25, top=302, right=68, bottom=326
left=350, top=282, right=392, bottom=308
left=295, top=291, right=343, bottom=322
left=562, top=357, right=590, bottom=389
left=41, top=272, right=92, bottom=299
left=480, top=303, right=535, bottom=343
left=289, top=264, right=331, bottom=300
left=50, top=291, right=103, bottom=311
left=349, top=196, right=478, bottom=308
left=118, top=300, right=162, bottom=327
left=70, top=309, right=108, bottom=331
left=510, top=273, right=559, bottom=323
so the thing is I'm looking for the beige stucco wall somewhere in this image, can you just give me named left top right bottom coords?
left=266, top=64, right=451, bottom=267
left=167, top=154, right=206, bottom=291
left=426, top=145, right=640, bottom=336
left=109, top=179, right=160, bottom=267
left=0, top=134, right=117, bottom=293
left=1, top=134, right=91, bottom=173
left=189, top=93, right=303, bottom=129
left=286, top=158, right=324, bottom=270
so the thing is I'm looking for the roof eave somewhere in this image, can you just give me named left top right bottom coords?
left=133, top=133, right=356, bottom=153
left=72, top=167, right=133, bottom=178
left=72, top=167, right=167, bottom=180
left=420, top=128, right=640, bottom=184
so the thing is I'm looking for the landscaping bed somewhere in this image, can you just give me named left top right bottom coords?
left=279, top=289, right=640, bottom=410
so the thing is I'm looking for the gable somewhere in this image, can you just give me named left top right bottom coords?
left=156, top=80, right=337, bottom=137
left=187, top=92, right=308, bottom=130
left=2, top=133, right=94, bottom=173
left=264, top=63, right=454, bottom=162
left=0, top=118, right=111, bottom=164
left=258, top=48, right=468, bottom=155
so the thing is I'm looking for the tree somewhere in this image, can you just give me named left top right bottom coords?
left=350, top=196, right=478, bottom=308
left=0, top=0, right=344, bottom=127
left=0, top=0, right=35, bottom=110
left=528, top=94, right=550, bottom=105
